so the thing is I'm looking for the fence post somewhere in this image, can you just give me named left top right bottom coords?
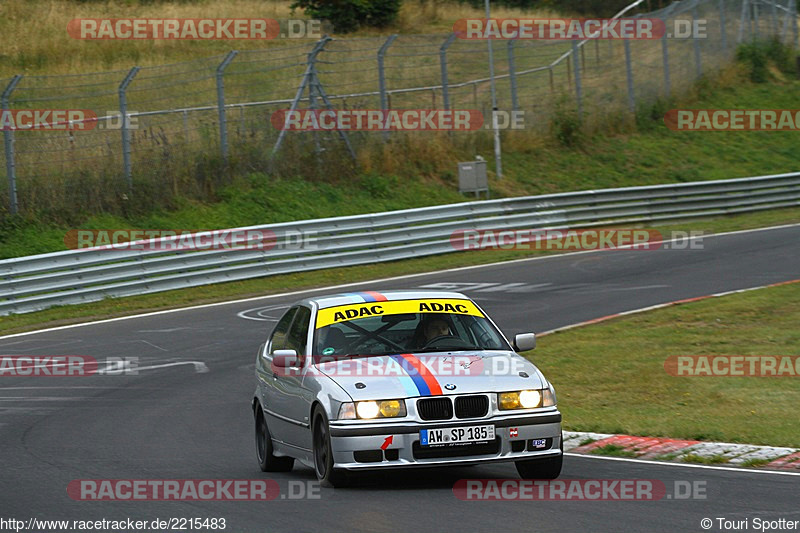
left=271, top=37, right=331, bottom=161
left=439, top=33, right=456, bottom=111
left=738, top=0, right=750, bottom=42
left=378, top=34, right=397, bottom=142
left=753, top=0, right=760, bottom=40
left=770, top=0, right=779, bottom=35
left=661, top=30, right=671, bottom=98
left=2, top=75, right=22, bottom=215
left=572, top=40, right=583, bottom=118
left=624, top=39, right=635, bottom=113
left=216, top=50, right=238, bottom=166
left=378, top=34, right=397, bottom=111
left=719, top=0, right=728, bottom=54
left=693, top=4, right=703, bottom=78
left=119, top=66, right=140, bottom=193
left=781, top=0, right=791, bottom=43
left=507, top=39, right=519, bottom=111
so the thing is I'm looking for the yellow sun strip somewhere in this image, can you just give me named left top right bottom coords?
left=315, top=299, right=484, bottom=329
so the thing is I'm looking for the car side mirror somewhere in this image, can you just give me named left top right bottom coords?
left=513, top=333, right=536, bottom=352
left=272, top=349, right=300, bottom=368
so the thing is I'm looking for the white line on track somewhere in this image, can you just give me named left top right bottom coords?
left=566, top=453, right=800, bottom=477
left=3, top=222, right=799, bottom=340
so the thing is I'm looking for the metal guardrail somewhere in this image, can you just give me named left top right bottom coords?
left=2, top=172, right=800, bottom=316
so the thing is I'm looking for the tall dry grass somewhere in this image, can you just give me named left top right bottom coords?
left=0, top=0, right=555, bottom=77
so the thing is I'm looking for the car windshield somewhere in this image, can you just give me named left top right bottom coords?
left=313, top=299, right=511, bottom=357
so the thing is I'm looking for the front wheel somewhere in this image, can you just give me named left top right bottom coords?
left=312, top=407, right=349, bottom=488
left=255, top=407, right=294, bottom=472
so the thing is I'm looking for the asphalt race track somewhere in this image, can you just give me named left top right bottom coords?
left=1, top=224, right=799, bottom=533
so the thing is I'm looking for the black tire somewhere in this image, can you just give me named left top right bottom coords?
left=312, top=407, right=349, bottom=488
left=515, top=435, right=564, bottom=479
left=255, top=406, right=294, bottom=472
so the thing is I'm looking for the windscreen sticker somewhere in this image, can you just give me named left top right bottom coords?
left=315, top=299, right=484, bottom=328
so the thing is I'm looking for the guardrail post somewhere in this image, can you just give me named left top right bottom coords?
left=507, top=39, right=519, bottom=112
left=119, top=66, right=140, bottom=193
left=719, top=0, right=728, bottom=54
left=571, top=40, right=583, bottom=118
left=216, top=50, right=238, bottom=166
left=738, top=0, right=750, bottom=42
left=624, top=39, right=635, bottom=113
left=661, top=30, right=671, bottom=97
left=692, top=4, right=703, bottom=78
left=378, top=34, right=397, bottom=141
left=439, top=33, right=456, bottom=111
left=2, top=75, right=22, bottom=215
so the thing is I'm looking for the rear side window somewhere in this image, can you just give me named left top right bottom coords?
left=285, top=306, right=312, bottom=357
left=269, top=307, right=297, bottom=355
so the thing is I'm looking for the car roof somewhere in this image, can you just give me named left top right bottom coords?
left=303, top=290, right=471, bottom=310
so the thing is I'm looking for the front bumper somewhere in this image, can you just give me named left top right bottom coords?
left=328, top=410, right=562, bottom=470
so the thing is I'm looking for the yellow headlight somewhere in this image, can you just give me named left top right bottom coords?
left=356, top=401, right=380, bottom=419
left=499, top=392, right=521, bottom=410
left=499, top=390, right=542, bottom=410
left=379, top=400, right=402, bottom=418
left=519, top=390, right=542, bottom=409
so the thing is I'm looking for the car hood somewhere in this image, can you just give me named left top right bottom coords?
left=313, top=351, right=546, bottom=401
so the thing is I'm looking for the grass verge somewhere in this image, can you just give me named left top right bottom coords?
left=532, top=277, right=800, bottom=448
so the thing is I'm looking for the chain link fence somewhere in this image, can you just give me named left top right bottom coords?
left=1, top=0, right=796, bottom=219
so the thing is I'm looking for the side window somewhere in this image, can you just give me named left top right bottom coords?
left=285, top=306, right=312, bottom=357
left=269, top=307, right=298, bottom=355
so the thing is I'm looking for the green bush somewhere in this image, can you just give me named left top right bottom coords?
left=550, top=98, right=584, bottom=147
left=290, top=0, right=402, bottom=33
left=736, top=38, right=796, bottom=83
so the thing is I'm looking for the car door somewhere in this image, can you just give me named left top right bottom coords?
left=257, top=306, right=297, bottom=447
left=270, top=305, right=316, bottom=451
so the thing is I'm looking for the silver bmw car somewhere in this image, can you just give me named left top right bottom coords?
left=252, top=290, right=563, bottom=487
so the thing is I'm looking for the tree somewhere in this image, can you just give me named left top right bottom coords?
left=290, top=0, right=402, bottom=34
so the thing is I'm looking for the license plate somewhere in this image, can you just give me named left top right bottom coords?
left=530, top=439, right=547, bottom=449
left=420, top=425, right=495, bottom=446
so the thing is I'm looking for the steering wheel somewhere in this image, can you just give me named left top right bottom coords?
left=422, top=335, right=473, bottom=350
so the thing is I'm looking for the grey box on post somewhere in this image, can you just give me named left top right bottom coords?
left=458, top=160, right=489, bottom=197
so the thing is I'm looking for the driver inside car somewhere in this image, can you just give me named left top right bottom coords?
left=424, top=317, right=450, bottom=342
left=410, top=314, right=454, bottom=349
